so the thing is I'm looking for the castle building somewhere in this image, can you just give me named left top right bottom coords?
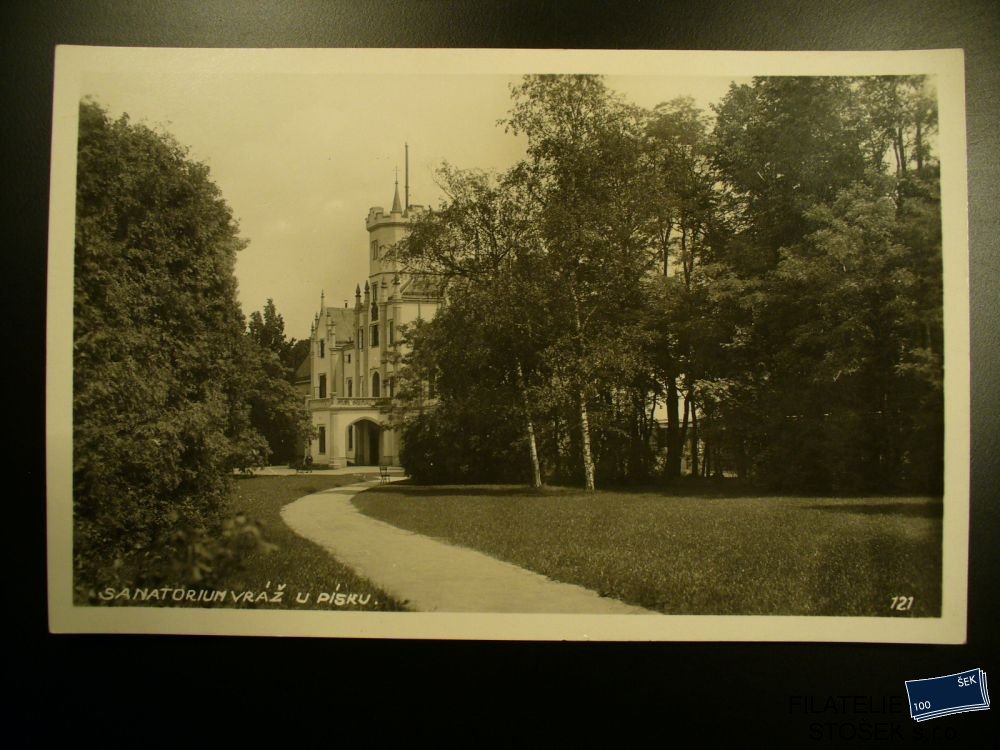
left=304, top=174, right=440, bottom=467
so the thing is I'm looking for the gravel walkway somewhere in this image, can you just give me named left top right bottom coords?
left=281, top=480, right=654, bottom=614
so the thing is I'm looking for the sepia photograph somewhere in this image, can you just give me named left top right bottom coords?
left=46, top=47, right=970, bottom=641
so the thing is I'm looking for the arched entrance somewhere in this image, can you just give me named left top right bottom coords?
left=351, top=419, right=381, bottom=466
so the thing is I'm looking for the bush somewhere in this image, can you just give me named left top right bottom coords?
left=400, top=406, right=531, bottom=484
left=74, top=511, right=277, bottom=604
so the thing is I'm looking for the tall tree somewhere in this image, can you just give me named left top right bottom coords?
left=711, top=76, right=871, bottom=271
left=705, top=75, right=942, bottom=491
left=247, top=297, right=308, bottom=377
left=505, top=75, right=659, bottom=489
left=248, top=299, right=290, bottom=361
left=857, top=75, right=938, bottom=181
left=74, top=100, right=271, bottom=591
left=245, top=299, right=312, bottom=463
left=642, top=97, right=720, bottom=478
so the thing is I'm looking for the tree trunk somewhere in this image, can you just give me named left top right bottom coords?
left=680, top=393, right=690, bottom=471
left=666, top=375, right=681, bottom=478
left=661, top=221, right=673, bottom=276
left=570, top=284, right=597, bottom=491
left=638, top=393, right=657, bottom=481
left=915, top=119, right=924, bottom=172
left=681, top=226, right=691, bottom=289
left=552, top=411, right=566, bottom=482
left=648, top=393, right=658, bottom=442
left=738, top=441, right=748, bottom=482
left=690, top=401, right=700, bottom=478
left=516, top=358, right=543, bottom=488
left=579, top=394, right=596, bottom=491
left=895, top=127, right=907, bottom=177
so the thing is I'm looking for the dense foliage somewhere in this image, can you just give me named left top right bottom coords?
left=393, top=75, right=943, bottom=494
left=73, top=101, right=306, bottom=595
left=245, top=298, right=312, bottom=464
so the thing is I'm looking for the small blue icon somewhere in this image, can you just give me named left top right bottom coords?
left=905, top=668, right=990, bottom=721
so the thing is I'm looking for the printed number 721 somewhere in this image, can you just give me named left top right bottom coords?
left=891, top=596, right=913, bottom=611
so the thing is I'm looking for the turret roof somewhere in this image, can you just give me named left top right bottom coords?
left=391, top=179, right=402, bottom=214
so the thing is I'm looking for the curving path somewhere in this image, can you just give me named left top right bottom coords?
left=281, top=479, right=654, bottom=614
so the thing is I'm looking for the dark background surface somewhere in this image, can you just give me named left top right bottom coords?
left=6, top=1, right=997, bottom=742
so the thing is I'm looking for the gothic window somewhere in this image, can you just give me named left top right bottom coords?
left=347, top=378, right=353, bottom=397
left=348, top=425, right=353, bottom=450
left=319, top=339, right=325, bottom=358
left=371, top=301, right=379, bottom=321
left=318, top=426, right=326, bottom=454
left=371, top=241, right=378, bottom=260
left=318, top=374, right=327, bottom=399
left=388, top=320, right=394, bottom=345
left=371, top=324, right=379, bottom=347
left=388, top=377, right=395, bottom=398
left=372, top=372, right=381, bottom=397
left=347, top=353, right=351, bottom=364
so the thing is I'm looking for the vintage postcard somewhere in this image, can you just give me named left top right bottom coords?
left=47, top=47, right=969, bottom=641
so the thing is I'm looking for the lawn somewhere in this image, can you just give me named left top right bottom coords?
left=353, top=484, right=942, bottom=616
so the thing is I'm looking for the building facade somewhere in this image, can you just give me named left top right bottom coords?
left=304, top=181, right=440, bottom=467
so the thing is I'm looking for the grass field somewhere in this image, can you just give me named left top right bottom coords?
left=353, top=484, right=942, bottom=616
left=211, top=474, right=406, bottom=611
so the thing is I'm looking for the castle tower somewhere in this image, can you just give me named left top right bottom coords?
left=305, top=150, right=440, bottom=469
left=365, top=151, right=423, bottom=288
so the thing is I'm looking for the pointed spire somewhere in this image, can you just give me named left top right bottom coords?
left=391, top=168, right=402, bottom=214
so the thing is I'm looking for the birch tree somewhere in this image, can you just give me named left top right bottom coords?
left=504, top=75, right=658, bottom=489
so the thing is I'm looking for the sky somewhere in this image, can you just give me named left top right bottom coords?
left=78, top=57, right=743, bottom=338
